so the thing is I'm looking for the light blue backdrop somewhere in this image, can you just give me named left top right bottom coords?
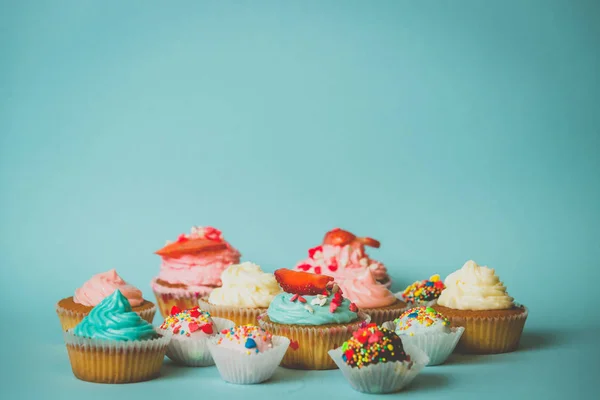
left=1, top=1, right=598, bottom=399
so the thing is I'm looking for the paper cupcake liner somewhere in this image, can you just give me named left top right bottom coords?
left=207, top=335, right=290, bottom=384
left=164, top=317, right=235, bottom=367
left=328, top=344, right=428, bottom=394
left=63, top=328, right=172, bottom=383
left=56, top=303, right=156, bottom=331
left=361, top=304, right=410, bottom=326
left=153, top=287, right=214, bottom=318
left=445, top=305, right=528, bottom=354
left=258, top=312, right=370, bottom=370
left=197, top=298, right=265, bottom=326
left=397, top=327, right=465, bottom=366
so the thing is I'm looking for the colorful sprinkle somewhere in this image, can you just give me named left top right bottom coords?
left=401, top=274, right=445, bottom=304
left=341, top=325, right=409, bottom=368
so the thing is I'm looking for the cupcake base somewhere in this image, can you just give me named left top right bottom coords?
left=197, top=298, right=265, bottom=326
left=56, top=297, right=156, bottom=331
left=63, top=329, right=171, bottom=384
left=151, top=278, right=216, bottom=318
left=433, top=305, right=528, bottom=354
left=258, top=312, right=370, bottom=370
left=361, top=299, right=408, bottom=326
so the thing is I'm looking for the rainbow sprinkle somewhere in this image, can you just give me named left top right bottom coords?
left=394, top=306, right=450, bottom=334
left=402, top=274, right=445, bottom=304
left=159, top=306, right=214, bottom=337
left=341, top=324, right=409, bottom=368
left=217, top=325, right=273, bottom=355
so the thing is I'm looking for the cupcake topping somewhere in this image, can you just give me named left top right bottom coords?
left=208, top=262, right=281, bottom=307
left=73, top=269, right=144, bottom=307
left=217, top=325, right=274, bottom=355
left=401, top=274, right=445, bottom=305
left=155, top=226, right=238, bottom=258
left=394, top=307, right=450, bottom=336
left=337, top=269, right=398, bottom=308
left=274, top=268, right=334, bottom=296
left=160, top=306, right=215, bottom=337
left=73, top=290, right=158, bottom=341
left=341, top=324, right=409, bottom=368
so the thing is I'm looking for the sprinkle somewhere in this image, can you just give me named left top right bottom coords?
left=290, top=294, right=299, bottom=302
left=393, top=306, right=450, bottom=332
left=304, top=304, right=314, bottom=314
left=201, top=323, right=213, bottom=334
left=314, top=266, right=322, bottom=274
left=245, top=338, right=257, bottom=349
left=298, top=296, right=307, bottom=303
left=401, top=275, right=445, bottom=304
left=349, top=302, right=358, bottom=312
left=170, top=306, right=181, bottom=316
left=308, top=246, right=323, bottom=259
left=329, top=302, right=338, bottom=313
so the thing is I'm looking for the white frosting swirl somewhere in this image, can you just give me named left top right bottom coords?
left=208, top=262, right=281, bottom=307
left=437, top=260, right=514, bottom=310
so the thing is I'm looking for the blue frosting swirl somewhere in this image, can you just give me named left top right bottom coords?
left=73, top=290, right=158, bottom=341
left=267, top=293, right=359, bottom=325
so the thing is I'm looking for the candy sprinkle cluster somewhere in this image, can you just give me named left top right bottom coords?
left=394, top=307, right=450, bottom=333
left=341, top=324, right=409, bottom=368
left=402, top=274, right=445, bottom=304
left=218, top=325, right=273, bottom=355
left=160, top=306, right=214, bottom=337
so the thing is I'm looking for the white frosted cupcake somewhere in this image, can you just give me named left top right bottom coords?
left=159, top=306, right=234, bottom=366
left=198, top=262, right=281, bottom=326
left=207, top=325, right=290, bottom=384
left=386, top=306, right=464, bottom=366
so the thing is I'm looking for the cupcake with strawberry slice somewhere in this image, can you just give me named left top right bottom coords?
left=295, top=228, right=391, bottom=287
left=258, top=269, right=370, bottom=370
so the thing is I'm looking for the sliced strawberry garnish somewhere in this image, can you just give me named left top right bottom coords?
left=356, top=236, right=380, bottom=248
left=274, top=269, right=334, bottom=295
left=155, top=237, right=228, bottom=258
left=323, top=228, right=380, bottom=248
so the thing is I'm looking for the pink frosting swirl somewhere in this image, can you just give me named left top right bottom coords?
left=73, top=269, right=144, bottom=307
left=295, top=243, right=390, bottom=286
left=156, top=250, right=241, bottom=288
left=336, top=270, right=397, bottom=308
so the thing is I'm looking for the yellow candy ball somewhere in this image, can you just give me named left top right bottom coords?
left=430, top=274, right=440, bottom=282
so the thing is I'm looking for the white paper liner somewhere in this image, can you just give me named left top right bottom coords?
left=63, top=328, right=172, bottom=383
left=197, top=298, right=266, bottom=326
left=207, top=335, right=290, bottom=384
left=397, top=327, right=465, bottom=365
left=164, top=317, right=235, bottom=367
left=328, top=344, right=428, bottom=394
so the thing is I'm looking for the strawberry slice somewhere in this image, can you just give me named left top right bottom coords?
left=323, top=228, right=357, bottom=246
left=155, top=237, right=228, bottom=258
left=274, top=269, right=334, bottom=295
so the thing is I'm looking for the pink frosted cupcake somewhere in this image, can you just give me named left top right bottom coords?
left=151, top=226, right=241, bottom=317
left=56, top=269, right=156, bottom=331
left=295, top=228, right=391, bottom=287
left=337, top=270, right=407, bottom=325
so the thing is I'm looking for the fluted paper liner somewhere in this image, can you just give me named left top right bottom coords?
left=328, top=344, right=428, bottom=394
left=207, top=335, right=290, bottom=384
left=56, top=303, right=156, bottom=331
left=198, top=298, right=265, bottom=326
left=164, top=317, right=235, bottom=367
left=63, top=328, right=172, bottom=383
left=258, top=312, right=370, bottom=370
left=152, top=283, right=215, bottom=318
left=445, top=305, right=528, bottom=354
left=397, top=327, right=464, bottom=365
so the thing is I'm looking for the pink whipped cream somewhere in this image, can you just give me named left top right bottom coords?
left=295, top=243, right=390, bottom=286
left=336, top=270, right=397, bottom=308
left=74, top=269, right=144, bottom=307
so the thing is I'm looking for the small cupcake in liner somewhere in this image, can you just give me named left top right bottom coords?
left=397, top=274, right=445, bottom=307
left=198, top=262, right=281, bottom=326
left=384, top=306, right=464, bottom=365
left=435, top=260, right=528, bottom=354
left=328, top=324, right=428, bottom=394
left=207, top=325, right=290, bottom=384
left=337, top=269, right=407, bottom=325
left=63, top=289, right=171, bottom=384
left=152, top=226, right=241, bottom=318
left=159, top=306, right=235, bottom=367
left=56, top=269, right=156, bottom=331
left=258, top=269, right=370, bottom=370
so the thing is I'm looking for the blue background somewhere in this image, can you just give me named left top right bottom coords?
left=1, top=1, right=598, bottom=398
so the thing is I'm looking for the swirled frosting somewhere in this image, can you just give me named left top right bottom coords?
left=74, top=269, right=144, bottom=307
left=337, top=270, right=397, bottom=308
left=267, top=292, right=359, bottom=325
left=73, top=290, right=158, bottom=341
left=437, top=260, right=514, bottom=310
left=208, top=262, right=281, bottom=307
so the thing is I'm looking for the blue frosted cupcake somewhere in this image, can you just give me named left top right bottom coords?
left=258, top=269, right=370, bottom=370
left=63, top=290, right=171, bottom=383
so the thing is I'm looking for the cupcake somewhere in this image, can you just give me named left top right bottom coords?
left=328, top=324, right=427, bottom=394
left=337, top=269, right=407, bottom=325
left=198, top=262, right=281, bottom=326
left=63, top=290, right=171, bottom=383
left=207, top=325, right=290, bottom=384
left=151, top=226, right=241, bottom=317
left=295, top=228, right=391, bottom=287
left=434, top=260, right=528, bottom=354
left=56, top=269, right=156, bottom=331
left=258, top=269, right=370, bottom=370
left=159, top=306, right=235, bottom=366
left=398, top=274, right=445, bottom=307
left=389, top=306, right=464, bottom=365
